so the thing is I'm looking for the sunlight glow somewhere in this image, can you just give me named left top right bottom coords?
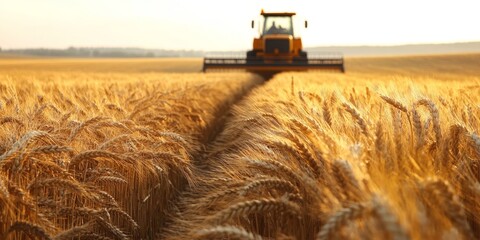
left=0, top=0, right=479, bottom=50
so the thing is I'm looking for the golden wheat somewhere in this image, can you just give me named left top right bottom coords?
left=0, top=67, right=261, bottom=239
left=1, top=55, right=480, bottom=239
left=165, top=64, right=480, bottom=239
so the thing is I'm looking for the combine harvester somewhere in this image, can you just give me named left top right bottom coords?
left=203, top=10, right=345, bottom=78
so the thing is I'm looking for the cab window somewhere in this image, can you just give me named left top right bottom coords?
left=263, top=16, right=293, bottom=35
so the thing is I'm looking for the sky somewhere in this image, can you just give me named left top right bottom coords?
left=1, top=0, right=479, bottom=51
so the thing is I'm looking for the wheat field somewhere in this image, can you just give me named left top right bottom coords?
left=0, top=55, right=479, bottom=239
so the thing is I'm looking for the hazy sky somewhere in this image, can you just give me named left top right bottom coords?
left=1, top=0, right=479, bottom=51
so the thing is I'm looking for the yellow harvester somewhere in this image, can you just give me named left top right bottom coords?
left=203, top=10, right=345, bottom=78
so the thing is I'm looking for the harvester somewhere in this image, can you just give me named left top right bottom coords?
left=203, top=10, right=345, bottom=78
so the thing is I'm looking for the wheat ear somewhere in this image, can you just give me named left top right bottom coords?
left=0, top=176, right=9, bottom=199
left=332, top=159, right=361, bottom=200
left=286, top=132, right=323, bottom=177
left=423, top=179, right=475, bottom=240
left=68, top=116, right=108, bottom=142
left=411, top=108, right=423, bottom=149
left=415, top=99, right=442, bottom=144
left=69, top=150, right=123, bottom=170
left=371, top=196, right=409, bottom=240
left=443, top=124, right=468, bottom=166
left=342, top=103, right=369, bottom=136
left=0, top=130, right=50, bottom=162
left=0, top=116, right=24, bottom=127
left=380, top=95, right=408, bottom=113
left=53, top=221, right=93, bottom=240
left=323, top=100, right=333, bottom=126
left=94, top=215, right=129, bottom=240
left=108, top=208, right=139, bottom=231
left=7, top=221, right=52, bottom=240
left=375, top=121, right=386, bottom=158
left=240, top=178, right=299, bottom=196
left=194, top=225, right=264, bottom=240
left=392, top=109, right=403, bottom=169
left=469, top=133, right=480, bottom=155
left=210, top=197, right=301, bottom=224
left=316, top=203, right=367, bottom=240
left=242, top=158, right=304, bottom=186
left=30, top=145, right=74, bottom=155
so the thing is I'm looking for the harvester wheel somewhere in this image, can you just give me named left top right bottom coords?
left=246, top=50, right=259, bottom=65
left=247, top=50, right=258, bottom=58
left=298, top=51, right=308, bottom=60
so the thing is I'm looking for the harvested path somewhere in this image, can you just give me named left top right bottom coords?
left=156, top=73, right=266, bottom=238
left=192, top=75, right=266, bottom=168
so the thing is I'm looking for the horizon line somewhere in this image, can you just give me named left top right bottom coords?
left=2, top=40, right=480, bottom=52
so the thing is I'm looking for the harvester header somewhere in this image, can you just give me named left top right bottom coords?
left=203, top=10, right=345, bottom=78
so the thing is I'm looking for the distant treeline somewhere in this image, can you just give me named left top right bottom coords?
left=1, top=42, right=479, bottom=58
left=0, top=47, right=206, bottom=58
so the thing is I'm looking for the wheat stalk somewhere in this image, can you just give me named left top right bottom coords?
left=28, top=178, right=87, bottom=196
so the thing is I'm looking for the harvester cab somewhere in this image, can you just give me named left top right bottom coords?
left=203, top=10, right=345, bottom=78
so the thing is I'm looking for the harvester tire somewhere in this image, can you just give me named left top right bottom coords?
left=298, top=51, right=308, bottom=60
left=246, top=50, right=259, bottom=65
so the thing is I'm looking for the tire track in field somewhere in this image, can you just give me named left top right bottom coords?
left=157, top=73, right=265, bottom=239
left=194, top=74, right=266, bottom=168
